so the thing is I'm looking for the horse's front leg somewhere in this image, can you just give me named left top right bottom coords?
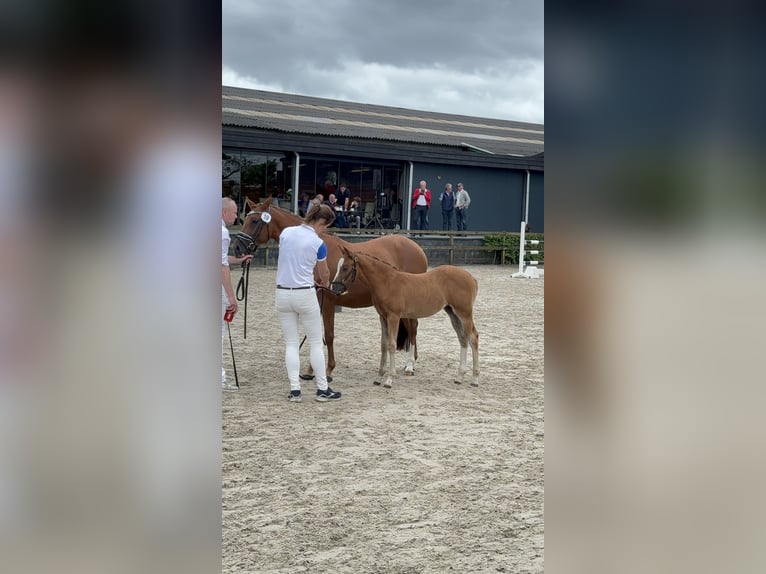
left=382, top=315, right=399, bottom=388
left=301, top=293, right=336, bottom=381
left=322, top=296, right=337, bottom=378
left=469, top=323, right=480, bottom=387
left=373, top=314, right=388, bottom=385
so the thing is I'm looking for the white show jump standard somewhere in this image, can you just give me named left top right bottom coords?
left=512, top=221, right=544, bottom=279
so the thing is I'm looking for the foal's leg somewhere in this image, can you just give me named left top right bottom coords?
left=382, top=315, right=400, bottom=388
left=373, top=314, right=389, bottom=385
left=444, top=306, right=469, bottom=384
left=468, top=322, right=480, bottom=387
left=456, top=345, right=469, bottom=384
left=403, top=318, right=418, bottom=376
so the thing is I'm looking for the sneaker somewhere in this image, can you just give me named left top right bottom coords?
left=315, top=387, right=342, bottom=402
left=288, top=390, right=302, bottom=402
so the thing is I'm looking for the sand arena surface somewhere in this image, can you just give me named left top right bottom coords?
left=222, top=265, right=543, bottom=573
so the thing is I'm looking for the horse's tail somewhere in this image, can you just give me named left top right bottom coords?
left=396, top=320, right=410, bottom=351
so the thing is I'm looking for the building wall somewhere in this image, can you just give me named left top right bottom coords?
left=410, top=164, right=543, bottom=232
left=528, top=172, right=544, bottom=233
left=223, top=127, right=544, bottom=233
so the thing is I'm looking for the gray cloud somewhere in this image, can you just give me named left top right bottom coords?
left=223, top=0, right=543, bottom=122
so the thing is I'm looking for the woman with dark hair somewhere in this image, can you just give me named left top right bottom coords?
left=275, top=204, right=342, bottom=402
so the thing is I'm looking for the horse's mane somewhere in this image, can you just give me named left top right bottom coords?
left=265, top=204, right=301, bottom=219
left=351, top=249, right=402, bottom=271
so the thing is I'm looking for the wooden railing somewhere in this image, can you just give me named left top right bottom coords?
left=231, top=226, right=542, bottom=267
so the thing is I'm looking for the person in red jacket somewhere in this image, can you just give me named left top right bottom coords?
left=411, top=180, right=431, bottom=232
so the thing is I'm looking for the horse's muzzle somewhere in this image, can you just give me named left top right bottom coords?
left=230, top=232, right=256, bottom=258
left=329, top=281, right=347, bottom=296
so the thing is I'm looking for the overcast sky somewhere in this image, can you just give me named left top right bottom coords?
left=222, top=0, right=543, bottom=124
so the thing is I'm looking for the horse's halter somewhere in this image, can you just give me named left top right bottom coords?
left=231, top=208, right=272, bottom=257
left=330, top=255, right=357, bottom=296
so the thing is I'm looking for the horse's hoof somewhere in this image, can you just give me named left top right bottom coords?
left=373, top=381, right=382, bottom=386
left=454, top=380, right=462, bottom=385
left=403, top=370, right=414, bottom=376
left=299, top=374, right=315, bottom=381
left=470, top=382, right=479, bottom=387
left=383, top=382, right=392, bottom=389
left=327, top=376, right=333, bottom=383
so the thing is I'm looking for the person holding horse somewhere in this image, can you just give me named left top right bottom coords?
left=411, top=180, right=431, bottom=233
left=275, top=203, right=342, bottom=402
left=222, top=197, right=253, bottom=390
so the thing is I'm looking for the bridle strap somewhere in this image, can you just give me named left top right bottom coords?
left=245, top=208, right=271, bottom=251
left=330, top=256, right=357, bottom=296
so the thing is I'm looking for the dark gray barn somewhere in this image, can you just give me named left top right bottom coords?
left=222, top=85, right=544, bottom=232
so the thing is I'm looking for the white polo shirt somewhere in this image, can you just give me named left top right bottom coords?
left=221, top=219, right=230, bottom=266
left=275, top=224, right=327, bottom=288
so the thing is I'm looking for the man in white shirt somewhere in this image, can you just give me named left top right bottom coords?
left=455, top=182, right=471, bottom=231
left=222, top=197, right=252, bottom=390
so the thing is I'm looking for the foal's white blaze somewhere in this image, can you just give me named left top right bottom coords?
left=331, top=257, right=345, bottom=283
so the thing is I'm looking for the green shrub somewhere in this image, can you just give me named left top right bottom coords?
left=483, top=233, right=544, bottom=264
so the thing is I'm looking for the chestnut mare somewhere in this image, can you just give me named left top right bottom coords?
left=232, top=196, right=428, bottom=379
left=330, top=245, right=480, bottom=388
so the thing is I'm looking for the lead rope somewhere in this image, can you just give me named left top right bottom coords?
left=236, top=259, right=250, bottom=338
left=226, top=322, right=240, bottom=388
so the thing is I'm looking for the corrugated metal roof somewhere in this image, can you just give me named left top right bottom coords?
left=222, top=85, right=544, bottom=158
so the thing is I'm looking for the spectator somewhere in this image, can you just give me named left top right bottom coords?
left=455, top=182, right=471, bottom=231
left=275, top=204, right=342, bottom=402
left=337, top=184, right=351, bottom=212
left=222, top=197, right=253, bottom=390
left=347, top=195, right=363, bottom=229
left=439, top=183, right=455, bottom=231
left=411, top=180, right=431, bottom=233
left=299, top=192, right=310, bottom=217
left=310, top=193, right=324, bottom=213
left=326, top=193, right=347, bottom=227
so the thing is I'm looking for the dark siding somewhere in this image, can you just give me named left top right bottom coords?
left=408, top=164, right=528, bottom=232
left=528, top=172, right=544, bottom=233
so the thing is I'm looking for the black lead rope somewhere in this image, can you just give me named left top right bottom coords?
left=236, top=260, right=250, bottom=339
left=226, top=322, right=240, bottom=388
